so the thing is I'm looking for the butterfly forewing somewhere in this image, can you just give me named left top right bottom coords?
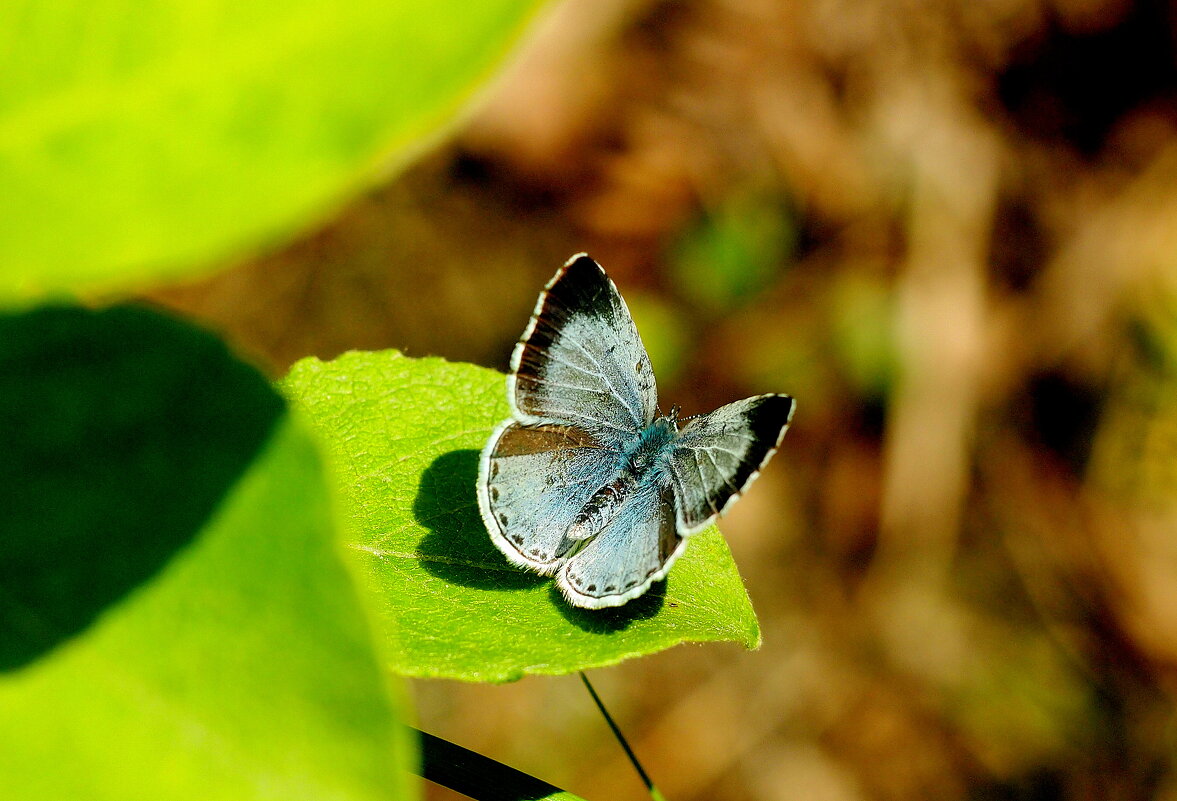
left=510, top=255, right=658, bottom=445
left=669, top=395, right=795, bottom=534
left=478, top=421, right=615, bottom=574
left=557, top=482, right=685, bottom=608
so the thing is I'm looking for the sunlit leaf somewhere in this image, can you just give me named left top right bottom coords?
left=282, top=349, right=761, bottom=683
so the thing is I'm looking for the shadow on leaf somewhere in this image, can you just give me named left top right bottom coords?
left=414, top=448, right=667, bottom=631
left=413, top=449, right=545, bottom=592
left=554, top=581, right=666, bottom=633
left=0, top=306, right=282, bottom=672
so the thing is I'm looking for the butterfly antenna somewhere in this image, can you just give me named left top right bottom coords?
left=579, top=671, right=667, bottom=801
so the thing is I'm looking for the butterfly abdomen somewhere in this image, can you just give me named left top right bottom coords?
left=567, top=418, right=676, bottom=541
left=568, top=475, right=631, bottom=540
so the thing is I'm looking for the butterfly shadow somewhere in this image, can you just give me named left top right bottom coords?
left=413, top=449, right=667, bottom=632
left=413, top=449, right=546, bottom=592
left=552, top=581, right=665, bottom=633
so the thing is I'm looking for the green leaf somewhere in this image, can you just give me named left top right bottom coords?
left=0, top=0, right=540, bottom=301
left=0, top=306, right=415, bottom=801
left=282, top=350, right=761, bottom=682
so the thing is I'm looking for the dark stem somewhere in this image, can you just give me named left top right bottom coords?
left=418, top=728, right=583, bottom=800
left=579, top=671, right=664, bottom=799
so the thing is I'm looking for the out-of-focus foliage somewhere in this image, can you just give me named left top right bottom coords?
left=670, top=190, right=796, bottom=315
left=0, top=0, right=539, bottom=301
left=625, top=292, right=691, bottom=388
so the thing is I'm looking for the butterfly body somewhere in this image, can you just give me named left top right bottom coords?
left=569, top=414, right=678, bottom=540
left=478, top=254, right=794, bottom=608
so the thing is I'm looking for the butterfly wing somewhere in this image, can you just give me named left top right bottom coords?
left=478, top=420, right=617, bottom=574
left=509, top=254, right=658, bottom=445
left=557, top=482, right=685, bottom=608
left=669, top=394, right=795, bottom=534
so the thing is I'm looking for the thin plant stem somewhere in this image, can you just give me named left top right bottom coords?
left=579, top=671, right=667, bottom=801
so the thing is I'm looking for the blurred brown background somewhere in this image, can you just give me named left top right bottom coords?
left=153, top=0, right=1177, bottom=798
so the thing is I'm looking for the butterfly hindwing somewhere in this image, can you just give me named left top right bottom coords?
left=510, top=254, right=657, bottom=445
left=557, top=482, right=685, bottom=608
left=669, top=394, right=796, bottom=534
left=478, top=420, right=615, bottom=574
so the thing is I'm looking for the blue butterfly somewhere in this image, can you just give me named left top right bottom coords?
left=477, top=254, right=795, bottom=608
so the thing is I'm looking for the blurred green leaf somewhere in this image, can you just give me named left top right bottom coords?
left=0, top=0, right=540, bottom=301
left=670, top=190, right=795, bottom=314
left=829, top=272, right=896, bottom=398
left=625, top=292, right=689, bottom=387
left=0, top=306, right=415, bottom=801
left=1091, top=290, right=1177, bottom=510
left=282, top=350, right=761, bottom=683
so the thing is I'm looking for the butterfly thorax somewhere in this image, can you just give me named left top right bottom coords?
left=567, top=416, right=678, bottom=541
left=626, top=414, right=678, bottom=471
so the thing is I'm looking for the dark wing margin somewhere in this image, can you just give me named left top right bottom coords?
left=508, top=254, right=657, bottom=442
left=669, top=394, right=795, bottom=534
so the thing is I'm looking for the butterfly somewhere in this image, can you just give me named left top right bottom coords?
left=477, top=254, right=795, bottom=609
